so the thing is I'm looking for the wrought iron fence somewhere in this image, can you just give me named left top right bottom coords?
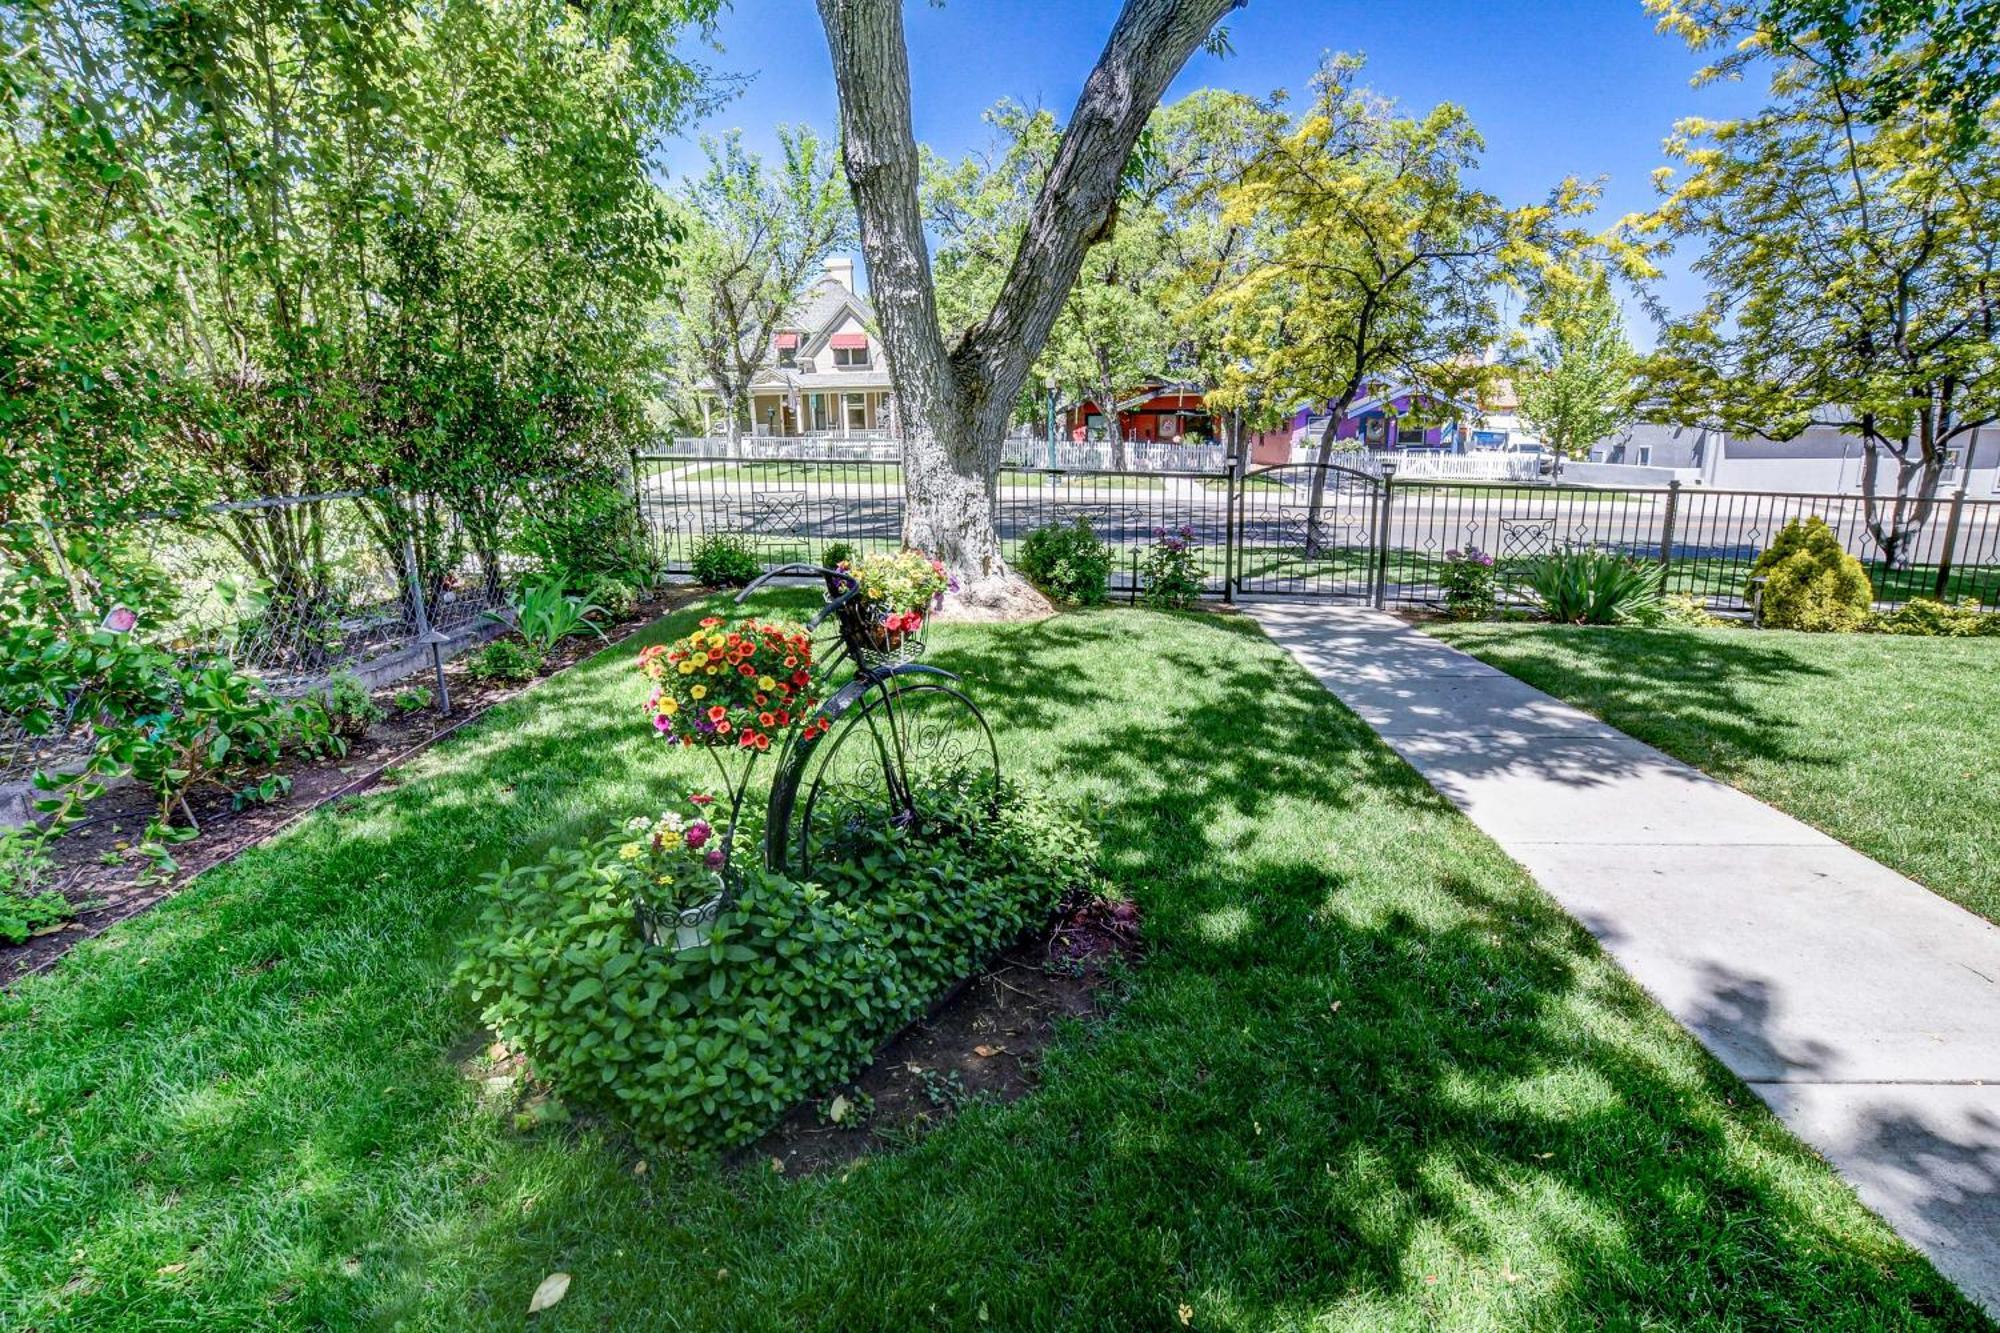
left=633, top=451, right=2000, bottom=614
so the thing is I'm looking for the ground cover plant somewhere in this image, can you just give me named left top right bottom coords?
left=0, top=598, right=1984, bottom=1329
left=1432, top=621, right=2000, bottom=927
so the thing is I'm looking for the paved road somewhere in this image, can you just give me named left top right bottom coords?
left=1249, top=601, right=2000, bottom=1317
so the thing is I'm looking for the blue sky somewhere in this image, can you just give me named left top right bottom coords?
left=673, top=0, right=1768, bottom=341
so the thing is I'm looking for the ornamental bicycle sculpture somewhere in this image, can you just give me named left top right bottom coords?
left=631, top=553, right=999, bottom=948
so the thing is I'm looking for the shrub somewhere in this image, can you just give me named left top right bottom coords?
left=1017, top=518, right=1112, bottom=606
left=466, top=637, right=542, bottom=683
left=1440, top=546, right=1497, bottom=621
left=1661, top=592, right=1726, bottom=628
left=1518, top=548, right=1663, bottom=625
left=1140, top=525, right=1204, bottom=610
left=1750, top=517, right=1872, bottom=632
left=458, top=777, right=1097, bottom=1149
left=1868, top=596, right=2000, bottom=637
left=322, top=670, right=385, bottom=740
left=517, top=470, right=655, bottom=585
left=820, top=541, right=856, bottom=569
left=689, top=534, right=762, bottom=588
left=586, top=575, right=639, bottom=619
left=394, top=685, right=434, bottom=713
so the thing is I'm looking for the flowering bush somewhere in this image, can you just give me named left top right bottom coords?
left=617, top=791, right=726, bottom=913
left=1140, top=524, right=1204, bottom=610
left=1441, top=547, right=1497, bottom=621
left=637, top=616, right=823, bottom=753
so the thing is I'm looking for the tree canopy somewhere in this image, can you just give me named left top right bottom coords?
left=1637, top=1, right=2000, bottom=563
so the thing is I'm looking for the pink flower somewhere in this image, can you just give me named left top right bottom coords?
left=705, top=847, right=725, bottom=868
left=685, top=820, right=711, bottom=849
left=102, top=606, right=138, bottom=634
left=689, top=793, right=714, bottom=806
left=652, top=713, right=674, bottom=734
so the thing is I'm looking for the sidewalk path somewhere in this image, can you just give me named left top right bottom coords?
left=1247, top=601, right=2000, bottom=1316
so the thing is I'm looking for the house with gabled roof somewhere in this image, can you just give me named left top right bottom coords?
left=699, top=257, right=898, bottom=439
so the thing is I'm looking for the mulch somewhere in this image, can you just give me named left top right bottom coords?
left=3, top=590, right=699, bottom=988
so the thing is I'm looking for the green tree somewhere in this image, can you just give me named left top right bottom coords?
left=1638, top=3, right=2000, bottom=565
left=1664, top=0, right=2000, bottom=155
left=667, top=128, right=856, bottom=447
left=816, top=0, right=1238, bottom=602
left=1513, top=269, right=1636, bottom=474
left=1209, top=57, right=1598, bottom=554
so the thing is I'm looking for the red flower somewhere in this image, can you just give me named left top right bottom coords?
left=716, top=720, right=732, bottom=735
left=792, top=670, right=810, bottom=687
left=739, top=730, right=757, bottom=748
left=776, top=709, right=791, bottom=726
left=738, top=663, right=755, bottom=677
left=758, top=712, right=775, bottom=727
left=755, top=734, right=770, bottom=751
left=755, top=693, right=768, bottom=706
left=707, top=705, right=727, bottom=722
left=689, top=793, right=714, bottom=805
left=699, top=617, right=721, bottom=628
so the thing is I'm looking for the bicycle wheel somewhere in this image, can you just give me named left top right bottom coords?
left=764, top=671, right=999, bottom=878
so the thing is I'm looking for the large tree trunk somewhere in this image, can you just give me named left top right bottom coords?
left=1096, top=367, right=1127, bottom=472
left=817, top=0, right=1240, bottom=601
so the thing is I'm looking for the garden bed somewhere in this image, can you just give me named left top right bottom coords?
left=751, top=894, right=1141, bottom=1175
left=2, top=588, right=699, bottom=986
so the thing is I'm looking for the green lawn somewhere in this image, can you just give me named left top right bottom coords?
left=683, top=462, right=905, bottom=485
left=998, top=470, right=1166, bottom=492
left=1431, top=622, right=2000, bottom=926
left=2, top=603, right=1984, bottom=1329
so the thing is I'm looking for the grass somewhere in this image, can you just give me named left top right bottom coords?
left=1430, top=622, right=2000, bottom=926
left=998, top=471, right=1165, bottom=492
left=1, top=601, right=1987, bottom=1329
left=683, top=462, right=905, bottom=485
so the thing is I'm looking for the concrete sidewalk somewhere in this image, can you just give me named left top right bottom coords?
left=1247, top=601, right=2000, bottom=1316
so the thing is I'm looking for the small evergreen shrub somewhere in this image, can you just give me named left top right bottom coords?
left=458, top=777, right=1096, bottom=1149
left=1750, top=517, right=1872, bottom=632
left=1017, top=518, right=1112, bottom=606
left=820, top=541, right=856, bottom=569
left=1868, top=596, right=2000, bottom=637
left=466, top=637, right=543, bottom=683
left=1140, top=525, right=1205, bottom=610
left=1519, top=548, right=1663, bottom=624
left=689, top=534, right=763, bottom=588
left=1660, top=593, right=1725, bottom=627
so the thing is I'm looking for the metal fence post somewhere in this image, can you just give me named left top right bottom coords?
left=401, top=507, right=451, bottom=716
left=1658, top=479, right=1682, bottom=597
left=1223, top=454, right=1238, bottom=605
left=1373, top=462, right=1397, bottom=610
left=628, top=446, right=651, bottom=571
left=1934, top=485, right=1969, bottom=599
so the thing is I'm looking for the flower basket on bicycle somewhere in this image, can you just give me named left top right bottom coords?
left=829, top=550, right=950, bottom=673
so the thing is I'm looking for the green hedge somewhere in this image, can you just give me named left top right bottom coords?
left=458, top=778, right=1098, bottom=1149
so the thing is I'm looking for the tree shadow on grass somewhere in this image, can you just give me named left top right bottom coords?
left=1429, top=623, right=1840, bottom=784
left=4, top=601, right=1989, bottom=1330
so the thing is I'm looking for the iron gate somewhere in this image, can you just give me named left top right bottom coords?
left=1229, top=461, right=1388, bottom=603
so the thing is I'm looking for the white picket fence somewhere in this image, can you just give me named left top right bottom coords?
left=1000, top=439, right=1228, bottom=473
left=1390, top=451, right=1544, bottom=482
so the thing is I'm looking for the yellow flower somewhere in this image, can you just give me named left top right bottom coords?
left=690, top=684, right=706, bottom=699
left=704, top=666, right=718, bottom=675
left=617, top=842, right=644, bottom=861
left=758, top=675, right=776, bottom=691
left=677, top=660, right=695, bottom=675
left=660, top=697, right=679, bottom=714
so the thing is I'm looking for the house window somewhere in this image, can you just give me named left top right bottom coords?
left=833, top=345, right=868, bottom=368
left=845, top=393, right=867, bottom=430
left=1397, top=422, right=1426, bottom=445
left=1364, top=417, right=1387, bottom=447
left=776, top=331, right=801, bottom=368
left=1636, top=446, right=1653, bottom=466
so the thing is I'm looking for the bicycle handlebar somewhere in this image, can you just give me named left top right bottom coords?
left=733, top=563, right=863, bottom=629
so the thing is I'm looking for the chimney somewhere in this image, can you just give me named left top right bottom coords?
left=824, top=256, right=854, bottom=293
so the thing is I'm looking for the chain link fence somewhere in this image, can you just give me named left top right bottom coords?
left=1, top=489, right=518, bottom=792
